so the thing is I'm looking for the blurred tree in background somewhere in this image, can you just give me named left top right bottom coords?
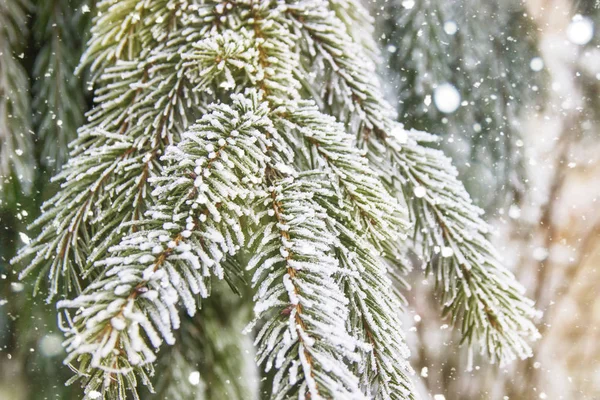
left=1, top=1, right=92, bottom=399
left=377, top=0, right=546, bottom=211
left=0, top=0, right=598, bottom=399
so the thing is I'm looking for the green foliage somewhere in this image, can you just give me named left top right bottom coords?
left=289, top=0, right=539, bottom=364
left=0, top=0, right=35, bottom=207
left=32, top=0, right=92, bottom=171
left=9, top=1, right=541, bottom=399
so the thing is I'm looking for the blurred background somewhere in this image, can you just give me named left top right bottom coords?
left=377, top=0, right=600, bottom=399
left=0, top=0, right=599, bottom=399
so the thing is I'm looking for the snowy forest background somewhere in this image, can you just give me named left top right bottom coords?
left=0, top=0, right=599, bottom=399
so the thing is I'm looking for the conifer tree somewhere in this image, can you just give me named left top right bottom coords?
left=32, top=0, right=92, bottom=171
left=12, top=1, right=539, bottom=399
left=377, top=0, right=545, bottom=208
left=0, top=0, right=35, bottom=206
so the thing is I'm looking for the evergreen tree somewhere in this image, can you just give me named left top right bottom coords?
left=7, top=1, right=540, bottom=399
left=0, top=0, right=35, bottom=206
left=32, top=0, right=92, bottom=171
left=377, top=0, right=545, bottom=209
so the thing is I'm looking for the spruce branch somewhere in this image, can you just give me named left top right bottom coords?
left=389, top=130, right=540, bottom=363
left=58, top=91, right=273, bottom=396
left=14, top=1, right=541, bottom=398
left=56, top=2, right=413, bottom=394
left=220, top=8, right=414, bottom=395
left=290, top=0, right=540, bottom=364
left=282, top=103, right=408, bottom=244
left=14, top=129, right=135, bottom=297
left=309, top=177, right=415, bottom=399
left=192, top=6, right=411, bottom=394
left=15, top=2, right=221, bottom=298
left=288, top=2, right=397, bottom=138
left=79, top=0, right=195, bottom=79
left=246, top=174, right=365, bottom=399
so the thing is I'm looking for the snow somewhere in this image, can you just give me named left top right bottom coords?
left=414, top=186, right=426, bottom=198
left=18, top=232, right=30, bottom=244
left=533, top=247, right=549, bottom=261
left=508, top=205, right=521, bottom=219
left=188, top=371, right=201, bottom=386
left=39, top=334, right=64, bottom=357
left=10, top=282, right=24, bottom=292
left=138, top=254, right=155, bottom=264
left=424, top=94, right=432, bottom=106
left=433, top=83, right=461, bottom=114
left=111, top=317, right=127, bottom=331
left=283, top=274, right=299, bottom=305
left=530, top=57, right=544, bottom=72
left=444, top=21, right=458, bottom=36
left=391, top=125, right=408, bottom=144
left=401, top=1, right=415, bottom=10
left=567, top=15, right=594, bottom=46
left=441, top=247, right=454, bottom=258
